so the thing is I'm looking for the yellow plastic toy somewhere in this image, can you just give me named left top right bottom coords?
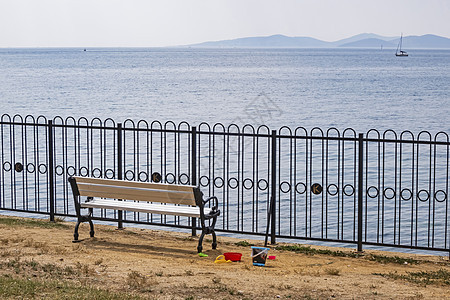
left=214, top=255, right=232, bottom=264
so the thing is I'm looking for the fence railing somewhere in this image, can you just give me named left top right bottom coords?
left=1, top=114, right=449, bottom=255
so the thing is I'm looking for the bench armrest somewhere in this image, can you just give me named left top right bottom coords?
left=203, top=196, right=219, bottom=211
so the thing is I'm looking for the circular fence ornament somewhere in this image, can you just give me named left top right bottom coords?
left=138, top=171, right=148, bottom=182
left=367, top=186, right=379, bottom=198
left=343, top=184, right=355, bottom=196
left=400, top=188, right=412, bottom=201
left=311, top=183, right=323, bottom=195
left=79, top=166, right=88, bottom=177
left=14, top=162, right=24, bottom=173
left=27, top=163, right=36, bottom=173
left=91, top=168, right=101, bottom=178
left=295, top=182, right=306, bottom=194
left=125, top=170, right=135, bottom=181
left=258, top=179, right=268, bottom=191
left=383, top=188, right=396, bottom=200
left=228, top=178, right=239, bottom=189
left=243, top=178, right=254, bottom=190
left=200, top=175, right=210, bottom=187
left=417, top=190, right=430, bottom=202
left=3, top=162, right=11, bottom=172
left=105, top=169, right=115, bottom=179
left=214, top=177, right=224, bottom=188
left=434, top=190, right=447, bottom=203
left=55, top=165, right=64, bottom=176
left=327, top=184, right=338, bottom=196
left=280, top=181, right=291, bottom=193
left=165, top=173, right=175, bottom=184
left=179, top=173, right=190, bottom=185
left=39, top=164, right=48, bottom=174
left=152, top=172, right=162, bottom=183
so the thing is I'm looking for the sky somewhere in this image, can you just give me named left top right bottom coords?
left=0, top=0, right=449, bottom=47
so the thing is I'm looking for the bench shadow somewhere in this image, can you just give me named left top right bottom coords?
left=83, top=237, right=199, bottom=257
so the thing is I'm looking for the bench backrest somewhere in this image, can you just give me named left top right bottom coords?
left=69, top=176, right=198, bottom=206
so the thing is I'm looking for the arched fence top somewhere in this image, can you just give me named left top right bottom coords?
left=342, top=127, right=357, bottom=137
left=137, top=120, right=150, bottom=129
left=178, top=121, right=191, bottom=131
left=294, top=126, right=308, bottom=137
left=77, top=117, right=90, bottom=127
left=150, top=120, right=163, bottom=129
left=256, top=124, right=270, bottom=135
left=278, top=126, right=293, bottom=136
left=366, top=128, right=381, bottom=139
left=0, top=114, right=449, bottom=145
left=417, top=130, right=433, bottom=141
left=242, top=124, right=256, bottom=135
left=197, top=122, right=211, bottom=131
left=435, top=131, right=449, bottom=142
left=163, top=120, right=178, bottom=130
left=326, top=127, right=340, bottom=137
left=400, top=130, right=415, bottom=141
left=123, top=119, right=136, bottom=128
left=382, top=129, right=398, bottom=140
left=212, top=122, right=226, bottom=132
left=310, top=127, right=325, bottom=137
left=90, top=117, right=103, bottom=127
left=227, top=123, right=241, bottom=133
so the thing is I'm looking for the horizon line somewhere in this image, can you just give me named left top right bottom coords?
left=1, top=33, right=450, bottom=49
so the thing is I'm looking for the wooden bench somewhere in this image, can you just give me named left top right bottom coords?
left=68, top=176, right=220, bottom=253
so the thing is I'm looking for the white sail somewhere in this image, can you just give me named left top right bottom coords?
left=395, top=33, right=408, bottom=57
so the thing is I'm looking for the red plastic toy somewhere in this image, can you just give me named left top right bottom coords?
left=223, top=252, right=242, bottom=261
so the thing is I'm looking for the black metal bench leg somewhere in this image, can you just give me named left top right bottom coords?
left=89, top=220, right=95, bottom=237
left=73, top=219, right=81, bottom=243
left=211, top=230, right=217, bottom=249
left=197, top=230, right=206, bottom=253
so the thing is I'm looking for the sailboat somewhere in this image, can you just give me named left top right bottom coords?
left=395, top=33, right=408, bottom=57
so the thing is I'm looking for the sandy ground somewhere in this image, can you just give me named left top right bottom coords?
left=0, top=215, right=449, bottom=299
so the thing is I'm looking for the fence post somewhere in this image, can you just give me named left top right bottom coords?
left=191, top=126, right=197, bottom=236
left=48, top=120, right=55, bottom=222
left=357, top=133, right=364, bottom=252
left=270, top=130, right=277, bottom=244
left=117, top=123, right=123, bottom=229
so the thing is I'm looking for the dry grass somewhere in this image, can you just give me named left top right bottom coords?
left=126, top=271, right=151, bottom=291
left=324, top=267, right=341, bottom=276
left=1, top=215, right=449, bottom=299
left=374, top=269, right=450, bottom=286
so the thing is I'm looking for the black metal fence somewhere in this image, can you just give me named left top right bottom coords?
left=1, top=114, right=449, bottom=255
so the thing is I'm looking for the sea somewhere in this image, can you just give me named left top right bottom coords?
left=0, top=47, right=449, bottom=135
left=1, top=48, right=450, bottom=255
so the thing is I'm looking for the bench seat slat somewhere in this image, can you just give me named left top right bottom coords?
left=74, top=176, right=195, bottom=192
left=77, top=183, right=196, bottom=206
left=80, top=198, right=201, bottom=218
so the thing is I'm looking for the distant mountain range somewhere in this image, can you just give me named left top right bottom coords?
left=184, top=33, right=450, bottom=49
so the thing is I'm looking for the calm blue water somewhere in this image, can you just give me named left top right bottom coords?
left=1, top=48, right=449, bottom=134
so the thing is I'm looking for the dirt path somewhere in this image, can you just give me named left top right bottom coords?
left=0, top=215, right=449, bottom=299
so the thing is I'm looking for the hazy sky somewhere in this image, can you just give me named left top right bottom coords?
left=1, top=0, right=449, bottom=47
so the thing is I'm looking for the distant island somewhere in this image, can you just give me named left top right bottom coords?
left=182, top=33, right=450, bottom=49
